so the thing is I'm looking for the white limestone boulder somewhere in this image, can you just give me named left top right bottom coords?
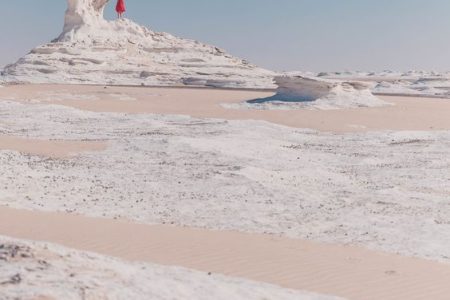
left=242, top=76, right=390, bottom=110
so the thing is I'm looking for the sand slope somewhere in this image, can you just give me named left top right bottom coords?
left=1, top=235, right=336, bottom=300
left=1, top=207, right=450, bottom=300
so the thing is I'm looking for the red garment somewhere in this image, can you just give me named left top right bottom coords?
left=116, top=0, right=126, bottom=13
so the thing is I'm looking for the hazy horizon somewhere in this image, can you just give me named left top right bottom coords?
left=1, top=0, right=450, bottom=72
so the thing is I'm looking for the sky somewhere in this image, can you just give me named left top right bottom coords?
left=1, top=0, right=450, bottom=72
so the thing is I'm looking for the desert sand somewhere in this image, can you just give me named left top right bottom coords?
left=1, top=235, right=328, bottom=300
left=1, top=206, right=450, bottom=300
left=1, top=84, right=450, bottom=133
left=2, top=0, right=449, bottom=298
left=1, top=84, right=450, bottom=299
left=0, top=135, right=106, bottom=157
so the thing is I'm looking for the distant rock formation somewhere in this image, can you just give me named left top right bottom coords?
left=2, top=0, right=275, bottom=88
left=244, top=76, right=390, bottom=110
left=274, top=76, right=373, bottom=101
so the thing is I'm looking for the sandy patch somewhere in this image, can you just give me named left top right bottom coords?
left=1, top=207, right=450, bottom=300
left=1, top=84, right=450, bottom=132
left=0, top=136, right=107, bottom=158
left=1, top=235, right=331, bottom=300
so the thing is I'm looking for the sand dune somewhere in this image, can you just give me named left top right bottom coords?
left=1, top=206, right=450, bottom=300
left=1, top=84, right=450, bottom=132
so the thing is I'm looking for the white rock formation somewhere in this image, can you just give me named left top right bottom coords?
left=240, top=76, right=390, bottom=110
left=61, top=0, right=110, bottom=36
left=2, top=0, right=275, bottom=88
left=275, top=76, right=374, bottom=100
left=318, top=70, right=450, bottom=98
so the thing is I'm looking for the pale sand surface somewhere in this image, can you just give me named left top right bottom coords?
left=0, top=135, right=107, bottom=157
left=1, top=236, right=328, bottom=300
left=1, top=84, right=450, bottom=132
left=1, top=207, right=450, bottom=300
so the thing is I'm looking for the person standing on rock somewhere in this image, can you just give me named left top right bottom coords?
left=116, top=0, right=126, bottom=18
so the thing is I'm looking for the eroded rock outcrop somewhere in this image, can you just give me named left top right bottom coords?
left=61, top=0, right=110, bottom=36
left=242, top=76, right=390, bottom=110
left=2, top=0, right=275, bottom=88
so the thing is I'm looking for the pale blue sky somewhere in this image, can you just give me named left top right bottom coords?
left=1, top=0, right=450, bottom=72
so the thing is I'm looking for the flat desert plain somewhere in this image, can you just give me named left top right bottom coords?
left=1, top=84, right=450, bottom=300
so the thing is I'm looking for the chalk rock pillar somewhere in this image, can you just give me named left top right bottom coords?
left=62, top=0, right=110, bottom=35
